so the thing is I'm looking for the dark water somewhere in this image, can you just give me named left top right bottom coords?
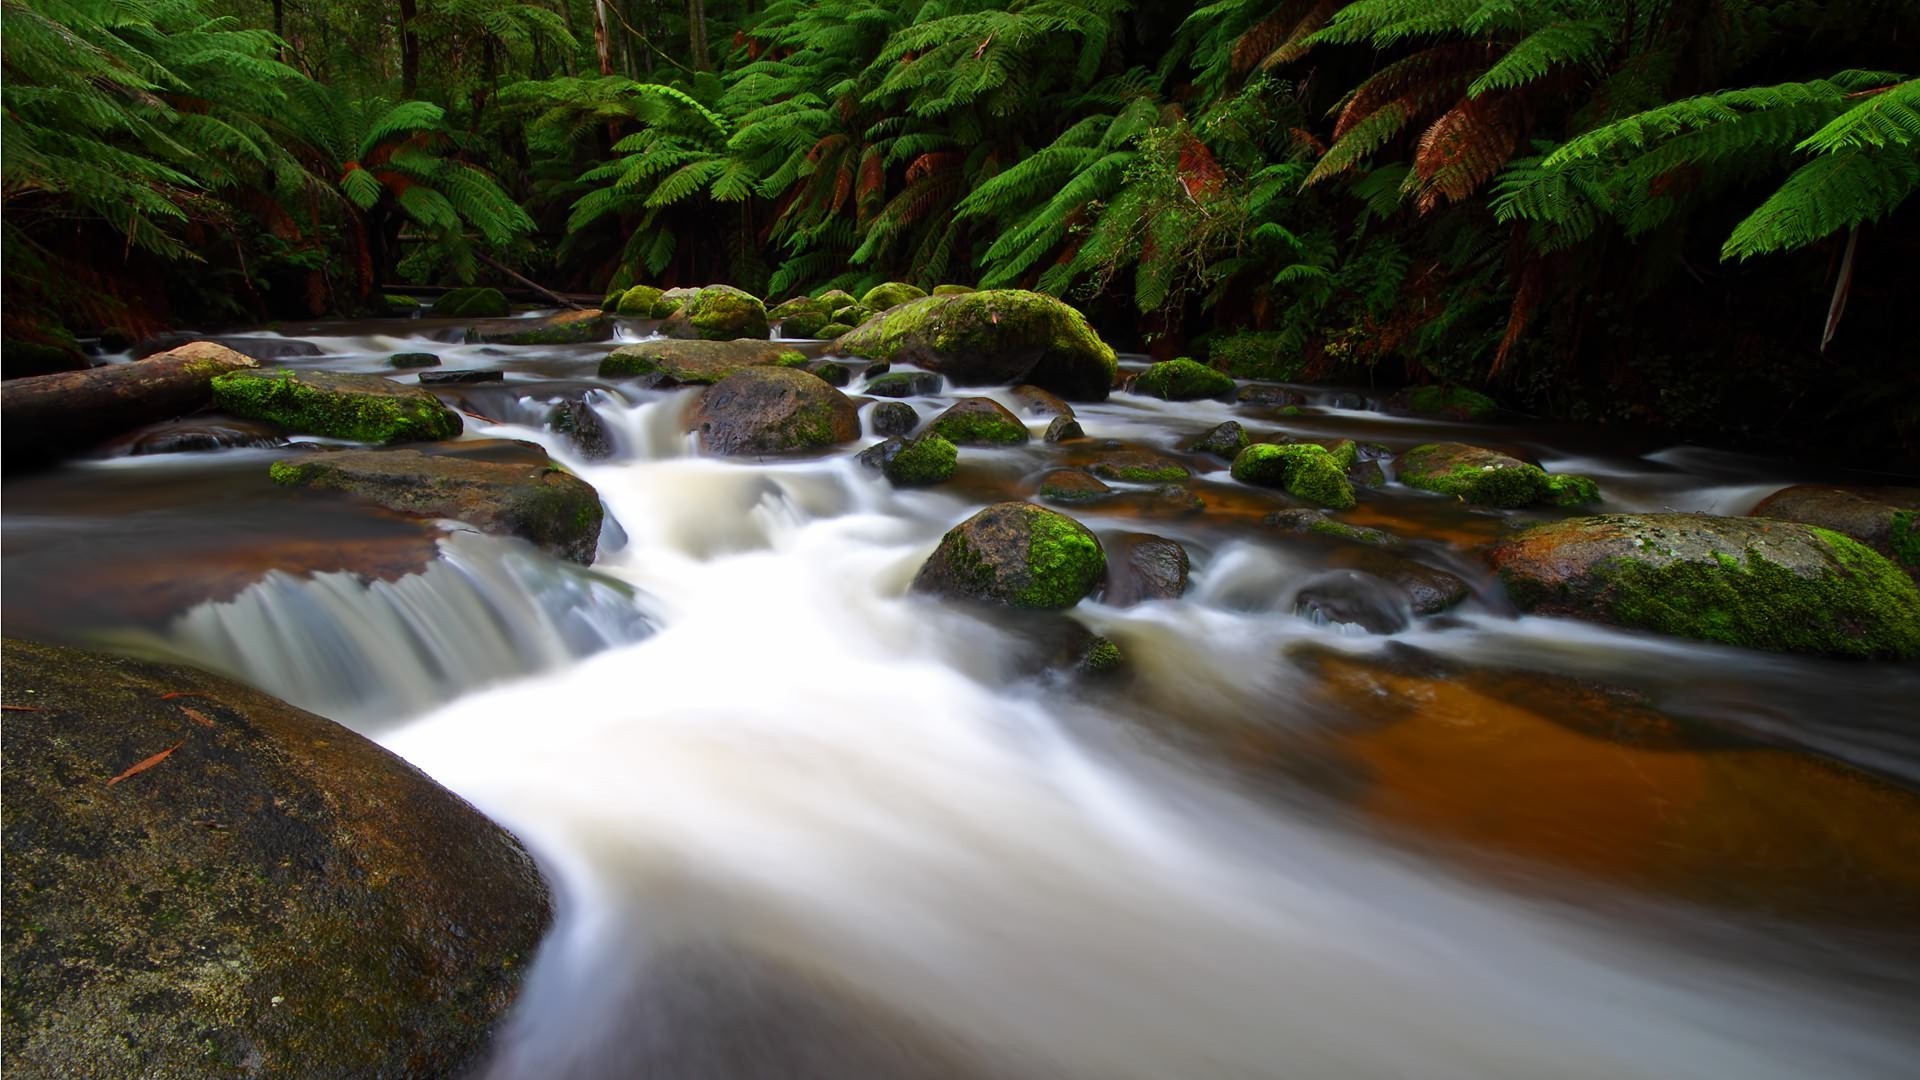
left=6, top=316, right=1919, bottom=1078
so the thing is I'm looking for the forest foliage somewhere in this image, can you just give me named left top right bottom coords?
left=3, top=0, right=1917, bottom=450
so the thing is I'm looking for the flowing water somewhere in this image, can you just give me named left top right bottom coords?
left=7, top=315, right=1920, bottom=1078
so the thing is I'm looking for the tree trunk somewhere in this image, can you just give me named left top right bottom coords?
left=271, top=0, right=286, bottom=60
left=592, top=0, right=614, bottom=75
left=1, top=343, right=259, bottom=471
left=398, top=0, right=421, bottom=98
left=687, top=0, right=709, bottom=71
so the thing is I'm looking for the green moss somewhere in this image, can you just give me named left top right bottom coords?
left=1209, top=331, right=1302, bottom=381
left=212, top=370, right=460, bottom=444
left=1132, top=358, right=1234, bottom=400
left=383, top=294, right=420, bottom=314
left=818, top=322, right=855, bottom=338
left=1891, top=510, right=1919, bottom=568
left=677, top=285, right=769, bottom=340
left=1091, top=462, right=1189, bottom=484
left=1016, top=509, right=1106, bottom=609
left=861, top=282, right=928, bottom=310
left=430, top=286, right=508, bottom=318
left=1566, top=528, right=1920, bottom=659
left=598, top=352, right=660, bottom=378
left=780, top=308, right=831, bottom=338
left=1278, top=405, right=1303, bottom=417
left=1080, top=636, right=1122, bottom=674
left=815, top=289, right=857, bottom=309
left=1545, top=473, right=1602, bottom=507
left=1038, top=471, right=1111, bottom=503
left=1398, top=443, right=1548, bottom=507
left=616, top=285, right=664, bottom=317
left=1407, top=385, right=1497, bottom=420
left=483, top=317, right=608, bottom=345
left=1230, top=443, right=1357, bottom=509
left=929, top=405, right=1028, bottom=444
left=833, top=289, right=1118, bottom=400
left=1307, top=519, right=1396, bottom=546
left=931, top=284, right=975, bottom=296
left=889, top=435, right=957, bottom=486
left=774, top=350, right=809, bottom=368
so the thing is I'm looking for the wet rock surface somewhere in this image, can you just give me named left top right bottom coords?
left=686, top=367, right=861, bottom=456
left=913, top=502, right=1106, bottom=610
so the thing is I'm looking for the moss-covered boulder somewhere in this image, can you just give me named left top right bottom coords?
left=927, top=397, right=1029, bottom=445
left=1489, top=513, right=1920, bottom=658
left=861, top=282, right=928, bottom=310
left=913, top=502, right=1106, bottom=610
left=661, top=285, right=769, bottom=341
left=1387, top=384, right=1499, bottom=422
left=656, top=286, right=699, bottom=316
left=1750, top=485, right=1920, bottom=572
left=211, top=370, right=462, bottom=445
left=685, top=366, right=860, bottom=456
left=0, top=638, right=549, bottom=1079
left=831, top=289, right=1117, bottom=401
left=1189, top=421, right=1249, bottom=460
left=269, top=440, right=603, bottom=564
left=780, top=307, right=833, bottom=339
left=806, top=359, right=851, bottom=387
left=616, top=285, right=673, bottom=318
left=1230, top=443, right=1357, bottom=509
left=390, top=352, right=441, bottom=369
left=599, top=339, right=807, bottom=385
left=1396, top=442, right=1600, bottom=509
left=545, top=395, right=615, bottom=461
left=931, top=284, right=975, bottom=296
left=1038, top=469, right=1113, bottom=505
left=430, top=286, right=509, bottom=318
left=1103, top=532, right=1189, bottom=606
left=856, top=434, right=957, bottom=487
left=868, top=400, right=918, bottom=436
left=1089, top=449, right=1190, bottom=484
left=816, top=321, right=856, bottom=338
left=815, top=289, right=857, bottom=310
left=470, top=310, right=613, bottom=346
left=1131, top=358, right=1234, bottom=401
left=864, top=370, right=944, bottom=397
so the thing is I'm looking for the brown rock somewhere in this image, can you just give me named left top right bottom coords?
left=685, top=367, right=860, bottom=456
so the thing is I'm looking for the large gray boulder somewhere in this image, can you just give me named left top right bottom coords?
left=831, top=290, right=1117, bottom=401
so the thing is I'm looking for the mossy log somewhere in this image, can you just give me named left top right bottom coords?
left=1, top=342, right=258, bottom=471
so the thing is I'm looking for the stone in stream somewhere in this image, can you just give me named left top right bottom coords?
left=1236, top=383, right=1304, bottom=407
left=868, top=400, right=918, bottom=437
left=1089, top=449, right=1190, bottom=484
left=1291, top=569, right=1413, bottom=634
left=860, top=281, right=928, bottom=311
left=1340, top=549, right=1470, bottom=615
left=807, top=360, right=851, bottom=387
left=777, top=300, right=833, bottom=339
left=855, top=434, right=957, bottom=487
left=832, top=289, right=1117, bottom=402
left=1395, top=442, right=1599, bottom=509
left=1044, top=415, right=1085, bottom=443
left=685, top=366, right=860, bottom=456
left=0, top=638, right=549, bottom=1079
left=418, top=369, right=503, bottom=385
left=1008, top=384, right=1073, bottom=418
left=599, top=339, right=807, bottom=385
left=468, top=310, right=613, bottom=346
left=660, top=285, right=770, bottom=341
left=863, top=370, right=943, bottom=398
left=269, top=439, right=604, bottom=563
left=120, top=417, right=289, bottom=456
left=430, top=285, right=510, bottom=318
left=1750, top=485, right=1920, bottom=574
left=1262, top=508, right=1402, bottom=548
left=1, top=341, right=261, bottom=469
left=1230, top=443, right=1357, bottom=510
left=927, top=397, right=1029, bottom=445
left=1130, top=358, right=1234, bottom=401
left=1384, top=384, right=1499, bottom=422
left=914, top=502, right=1106, bottom=610
left=1188, top=421, right=1249, bottom=460
left=211, top=369, right=463, bottom=445
left=132, top=333, right=323, bottom=362
left=1038, top=469, right=1113, bottom=505
left=1488, top=513, right=1920, bottom=659
left=1102, top=532, right=1190, bottom=606
left=390, top=351, right=441, bottom=368
left=616, top=285, right=678, bottom=318
left=815, top=321, right=856, bottom=338
left=545, top=395, right=615, bottom=461
left=656, top=286, right=699, bottom=316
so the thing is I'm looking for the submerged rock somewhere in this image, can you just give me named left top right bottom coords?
left=1489, top=513, right=1920, bottom=658
left=1189, top=421, right=1249, bottom=460
left=1102, top=532, right=1190, bottom=606
left=390, top=351, right=441, bottom=369
left=1038, top=469, right=1113, bottom=505
left=269, top=440, right=604, bottom=563
left=0, top=638, right=549, bottom=1079
left=832, top=289, right=1117, bottom=401
left=661, top=285, right=770, bottom=341
left=1750, top=485, right=1920, bottom=573
left=1130, top=358, right=1234, bottom=401
left=211, top=369, right=462, bottom=445
left=599, top=339, right=807, bottom=384
left=927, top=397, right=1029, bottom=445
left=1089, top=449, right=1190, bottom=484
left=120, top=417, right=288, bottom=456
left=418, top=369, right=503, bottom=385
left=914, top=502, right=1106, bottom=610
left=1292, top=569, right=1413, bottom=634
left=1230, top=443, right=1358, bottom=509
left=685, top=366, right=860, bottom=456
left=864, top=370, right=944, bottom=398
left=856, top=434, right=957, bottom=487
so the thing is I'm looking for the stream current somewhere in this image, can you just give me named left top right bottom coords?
left=5, top=314, right=1919, bottom=1078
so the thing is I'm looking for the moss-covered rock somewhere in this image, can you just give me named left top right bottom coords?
left=685, top=366, right=860, bottom=456
left=1089, top=449, right=1190, bottom=484
left=928, top=397, right=1029, bottom=445
left=616, top=285, right=672, bottom=318
left=1750, top=485, right=1920, bottom=571
left=865, top=370, right=944, bottom=397
left=599, top=339, right=808, bottom=384
left=779, top=307, right=832, bottom=339
left=383, top=293, right=421, bottom=315
left=390, top=352, right=441, bottom=369
left=1038, top=469, right=1113, bottom=505
left=1188, top=421, right=1249, bottom=459
left=1489, top=513, right=1920, bottom=658
left=806, top=359, right=851, bottom=387
left=816, top=321, right=856, bottom=338
left=661, top=285, right=769, bottom=341
left=1388, top=384, right=1499, bottom=422
left=868, top=400, right=918, bottom=437
left=861, top=282, right=928, bottom=310
left=1131, top=358, right=1234, bottom=401
left=856, top=433, right=957, bottom=487
left=1395, top=442, right=1546, bottom=507
left=211, top=370, right=462, bottom=444
left=269, top=440, right=603, bottom=563
left=1264, top=508, right=1401, bottom=547
left=1230, top=443, right=1358, bottom=509
left=656, top=286, right=699, bottom=316
left=932, top=284, right=975, bottom=296
left=0, top=638, right=549, bottom=1079
left=471, top=310, right=613, bottom=346
left=831, top=289, right=1118, bottom=401
left=815, top=289, right=857, bottom=310
left=1545, top=473, right=1602, bottom=507
left=545, top=396, right=615, bottom=461
left=913, top=502, right=1106, bottom=610
left=430, top=286, right=509, bottom=318
left=1209, top=331, right=1301, bottom=381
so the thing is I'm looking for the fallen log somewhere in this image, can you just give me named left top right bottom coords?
left=1, top=341, right=258, bottom=471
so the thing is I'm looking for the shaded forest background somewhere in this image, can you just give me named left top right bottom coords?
left=4, top=0, right=1916, bottom=461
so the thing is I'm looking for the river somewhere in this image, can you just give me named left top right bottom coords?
left=5, top=314, right=1918, bottom=1078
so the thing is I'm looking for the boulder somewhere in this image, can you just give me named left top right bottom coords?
left=1236, top=383, right=1303, bottom=407
left=1750, top=485, right=1920, bottom=572
left=913, top=502, right=1105, bottom=610
left=865, top=371, right=944, bottom=398
left=1339, top=548, right=1470, bottom=615
left=1396, top=442, right=1599, bottom=508
left=470, top=310, right=612, bottom=346
left=1488, top=513, right=1920, bottom=659
left=1008, top=384, right=1073, bottom=418
left=1262, top=508, right=1399, bottom=547
left=831, top=289, right=1117, bottom=401
left=856, top=434, right=957, bottom=487
left=390, top=352, right=440, bottom=369
left=661, top=285, right=770, bottom=341
left=815, top=289, right=857, bottom=310
left=430, top=286, right=509, bottom=318
left=927, top=397, right=1029, bottom=445
left=1188, top=421, right=1249, bottom=459
left=868, top=401, right=918, bottom=437
left=1038, top=469, right=1113, bottom=505
left=931, top=284, right=975, bottom=296
left=0, top=638, right=548, bottom=1079
left=2, top=341, right=260, bottom=469
left=1089, top=449, right=1190, bottom=484
left=133, top=334, right=323, bottom=362
left=1102, top=533, right=1189, bottom=606
left=1230, top=443, right=1357, bottom=509
left=807, top=360, right=851, bottom=387
left=685, top=366, right=860, bottom=456
left=861, top=282, right=928, bottom=310
left=545, top=396, right=615, bottom=461
left=780, top=307, right=833, bottom=339
left=1291, top=570, right=1413, bottom=634
left=1385, top=385, right=1498, bottom=422
left=418, top=369, right=502, bottom=385
left=617, top=285, right=677, bottom=318
left=268, top=440, right=604, bottom=563
left=1044, top=415, right=1085, bottom=443
left=599, top=339, right=807, bottom=384
left=1130, top=358, right=1233, bottom=401
left=211, top=370, right=462, bottom=444
left=656, top=286, right=699, bottom=316
left=816, top=321, right=856, bottom=338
